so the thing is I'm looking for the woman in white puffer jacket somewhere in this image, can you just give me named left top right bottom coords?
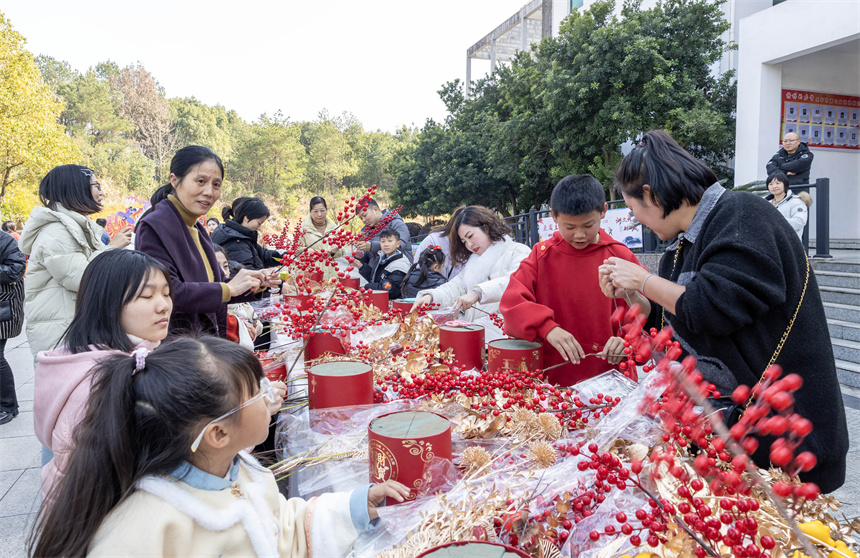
left=765, top=170, right=812, bottom=242
left=413, top=206, right=530, bottom=341
left=19, top=165, right=131, bottom=356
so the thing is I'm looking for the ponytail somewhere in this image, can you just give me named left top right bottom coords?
left=402, top=246, right=446, bottom=293
left=222, top=197, right=270, bottom=226
left=30, top=337, right=262, bottom=558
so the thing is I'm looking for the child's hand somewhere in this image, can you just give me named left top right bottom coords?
left=367, top=481, right=411, bottom=520
left=600, top=336, right=626, bottom=364
left=546, top=326, right=584, bottom=365
left=244, top=321, right=258, bottom=341
left=267, top=381, right=287, bottom=416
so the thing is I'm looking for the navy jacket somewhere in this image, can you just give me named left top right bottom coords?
left=211, top=221, right=282, bottom=271
left=766, top=143, right=814, bottom=185
left=359, top=210, right=413, bottom=272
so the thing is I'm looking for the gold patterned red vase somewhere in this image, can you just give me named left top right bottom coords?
left=439, top=324, right=485, bottom=371
left=368, top=410, right=452, bottom=505
left=487, top=338, right=543, bottom=374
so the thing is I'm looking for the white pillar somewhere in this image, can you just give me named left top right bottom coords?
left=490, top=39, right=497, bottom=72
left=465, top=56, right=472, bottom=97
left=521, top=18, right=528, bottom=51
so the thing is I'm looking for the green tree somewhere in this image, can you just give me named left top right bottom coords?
left=230, top=111, right=305, bottom=199
left=304, top=110, right=357, bottom=193
left=0, top=13, right=79, bottom=217
left=170, top=97, right=239, bottom=158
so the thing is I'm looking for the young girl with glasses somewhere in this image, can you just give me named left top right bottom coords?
left=34, top=250, right=173, bottom=502
left=29, top=336, right=408, bottom=558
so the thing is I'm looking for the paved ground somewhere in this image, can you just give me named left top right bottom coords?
left=2, top=330, right=859, bottom=557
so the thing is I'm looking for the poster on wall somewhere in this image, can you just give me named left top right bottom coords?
left=780, top=89, right=860, bottom=152
left=537, top=208, right=642, bottom=249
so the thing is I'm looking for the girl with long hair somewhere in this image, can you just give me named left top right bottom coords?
left=29, top=336, right=407, bottom=558
left=34, top=250, right=172, bottom=501
left=400, top=245, right=447, bottom=299
left=411, top=205, right=530, bottom=340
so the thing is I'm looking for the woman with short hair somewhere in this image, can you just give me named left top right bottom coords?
left=599, top=129, right=847, bottom=493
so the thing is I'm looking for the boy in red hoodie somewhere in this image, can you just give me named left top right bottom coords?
left=500, top=174, right=650, bottom=386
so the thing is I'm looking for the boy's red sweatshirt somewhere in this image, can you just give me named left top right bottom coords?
left=500, top=229, right=642, bottom=386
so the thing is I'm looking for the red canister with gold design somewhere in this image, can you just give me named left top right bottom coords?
left=307, top=361, right=373, bottom=409
left=366, top=289, right=389, bottom=312
left=487, top=338, right=543, bottom=374
left=259, top=356, right=287, bottom=382
left=305, top=330, right=346, bottom=363
left=439, top=324, right=485, bottom=371
left=415, top=541, right=531, bottom=558
left=283, top=294, right=314, bottom=312
left=368, top=410, right=452, bottom=504
left=307, top=271, right=324, bottom=283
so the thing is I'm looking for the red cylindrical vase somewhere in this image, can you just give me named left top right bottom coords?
left=366, top=290, right=389, bottom=312
left=339, top=277, right=360, bottom=290
left=439, top=324, right=485, bottom=371
left=307, top=271, right=324, bottom=283
left=307, top=361, right=373, bottom=410
left=391, top=300, right=414, bottom=313
left=259, top=357, right=287, bottom=382
left=415, top=541, right=531, bottom=558
left=487, top=338, right=543, bottom=374
left=368, top=410, right=452, bottom=504
left=305, top=330, right=346, bottom=363
left=283, top=294, right=314, bottom=312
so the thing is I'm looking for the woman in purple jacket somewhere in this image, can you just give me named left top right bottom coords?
left=135, top=146, right=274, bottom=337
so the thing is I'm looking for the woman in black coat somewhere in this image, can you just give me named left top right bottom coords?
left=599, top=130, right=848, bottom=493
left=0, top=231, right=27, bottom=425
left=211, top=197, right=283, bottom=270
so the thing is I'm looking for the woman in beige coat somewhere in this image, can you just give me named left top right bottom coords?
left=19, top=165, right=131, bottom=356
left=301, top=196, right=345, bottom=280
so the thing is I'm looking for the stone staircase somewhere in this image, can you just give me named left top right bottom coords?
left=813, top=260, right=860, bottom=387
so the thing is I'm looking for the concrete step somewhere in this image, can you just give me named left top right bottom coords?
left=833, top=338, right=860, bottom=365
left=824, top=302, right=860, bottom=323
left=810, top=239, right=860, bottom=250
left=819, top=286, right=860, bottom=306
left=829, top=318, right=860, bottom=342
left=813, top=261, right=860, bottom=274
left=814, top=270, right=860, bottom=289
left=836, top=359, right=860, bottom=389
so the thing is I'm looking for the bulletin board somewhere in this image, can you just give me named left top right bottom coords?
left=781, top=88, right=860, bottom=151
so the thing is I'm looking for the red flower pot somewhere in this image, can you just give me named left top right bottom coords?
left=259, top=357, right=287, bottom=382
left=339, top=277, right=360, bottom=290
left=366, top=289, right=389, bottom=312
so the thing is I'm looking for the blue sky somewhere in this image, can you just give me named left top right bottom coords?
left=4, top=0, right=525, bottom=132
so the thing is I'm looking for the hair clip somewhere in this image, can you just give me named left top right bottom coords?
left=434, top=245, right=441, bottom=250
left=132, top=347, right=149, bottom=375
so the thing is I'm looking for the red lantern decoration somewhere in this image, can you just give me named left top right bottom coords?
left=487, top=338, right=543, bottom=374
left=439, top=324, right=485, bottom=371
left=307, top=361, right=373, bottom=409
left=368, top=410, right=452, bottom=504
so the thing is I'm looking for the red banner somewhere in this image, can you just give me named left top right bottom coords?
left=780, top=88, right=860, bottom=151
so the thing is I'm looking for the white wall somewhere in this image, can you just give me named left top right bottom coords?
left=735, top=1, right=860, bottom=240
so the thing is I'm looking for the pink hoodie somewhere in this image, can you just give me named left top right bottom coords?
left=33, top=342, right=154, bottom=501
